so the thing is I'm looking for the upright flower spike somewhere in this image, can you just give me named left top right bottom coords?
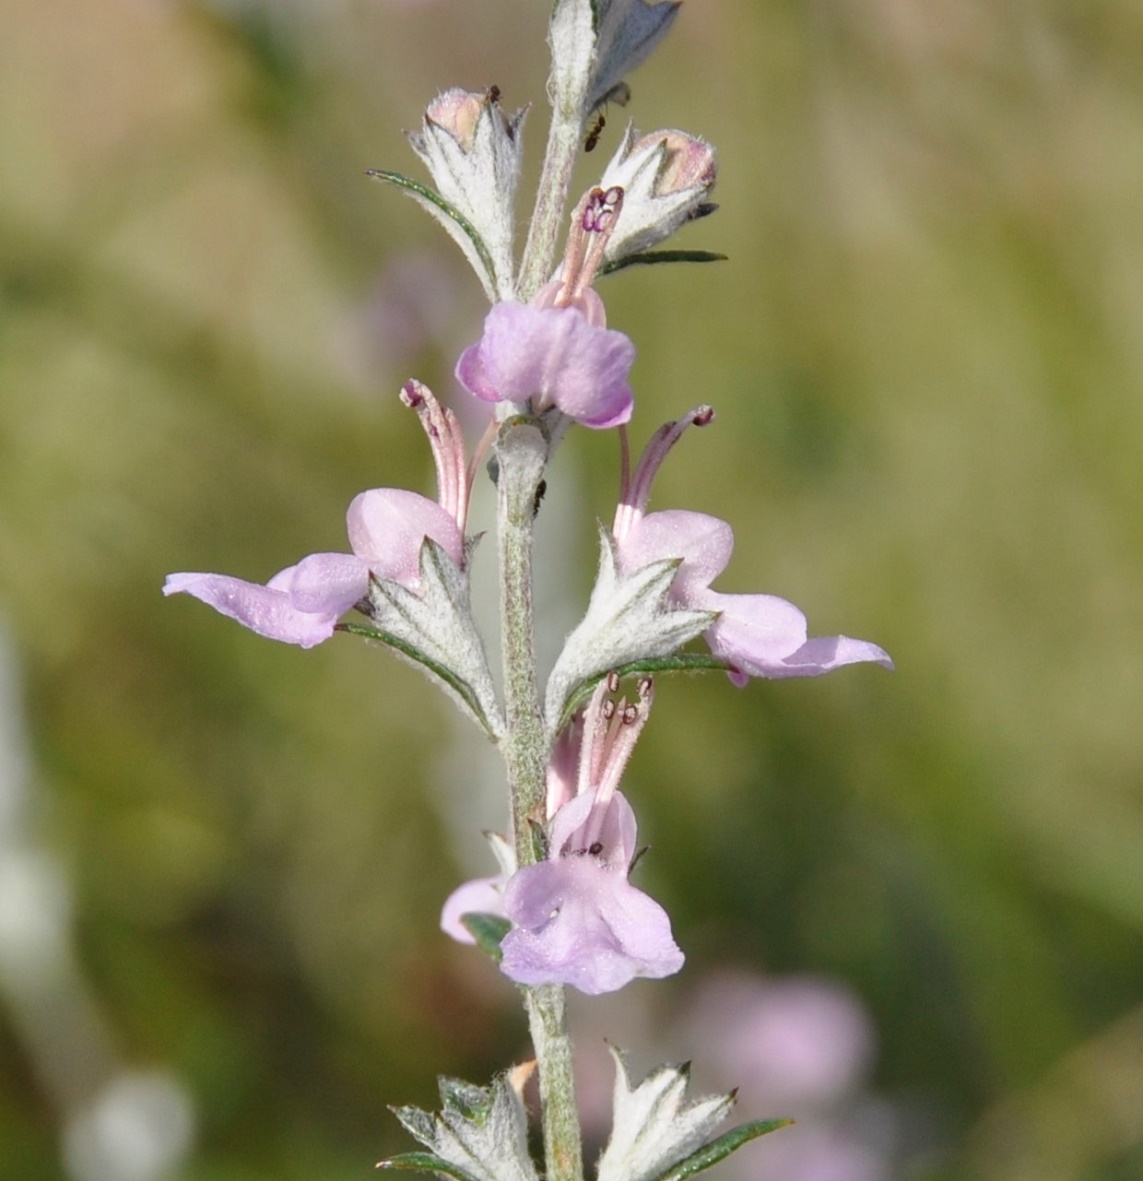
left=499, top=676, right=684, bottom=995
left=598, top=126, right=717, bottom=264
left=612, top=408, right=894, bottom=683
left=456, top=187, right=636, bottom=428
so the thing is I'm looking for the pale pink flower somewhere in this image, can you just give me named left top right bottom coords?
left=613, top=408, right=893, bottom=682
left=499, top=787, right=682, bottom=995
left=443, top=676, right=683, bottom=995
left=165, top=383, right=469, bottom=648
left=499, top=676, right=682, bottom=994
left=455, top=188, right=636, bottom=428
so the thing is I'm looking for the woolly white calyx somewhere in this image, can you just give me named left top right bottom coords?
left=543, top=526, right=714, bottom=732
left=597, top=1048, right=736, bottom=1181
left=385, top=1071, right=539, bottom=1181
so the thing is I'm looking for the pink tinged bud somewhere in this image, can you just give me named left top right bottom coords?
left=599, top=126, right=717, bottom=262
left=404, top=87, right=527, bottom=302
left=647, top=131, right=717, bottom=194
left=604, top=127, right=716, bottom=198
left=423, top=89, right=486, bottom=153
left=455, top=301, right=635, bottom=429
left=499, top=791, right=684, bottom=995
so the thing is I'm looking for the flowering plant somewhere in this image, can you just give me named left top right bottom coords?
left=165, top=3, right=891, bottom=1178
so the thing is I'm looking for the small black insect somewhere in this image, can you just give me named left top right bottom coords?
left=583, top=81, right=632, bottom=153
left=584, top=111, right=606, bottom=152
left=487, top=84, right=501, bottom=104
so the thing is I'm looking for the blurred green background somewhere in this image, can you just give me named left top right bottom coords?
left=1, top=1, right=1141, bottom=1178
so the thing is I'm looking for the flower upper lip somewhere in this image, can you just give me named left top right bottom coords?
left=455, top=300, right=636, bottom=429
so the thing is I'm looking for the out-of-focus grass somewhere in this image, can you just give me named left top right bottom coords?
left=1, top=1, right=1140, bottom=1178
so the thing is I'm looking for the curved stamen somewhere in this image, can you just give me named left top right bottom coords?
left=613, top=404, right=715, bottom=541
left=401, top=379, right=472, bottom=536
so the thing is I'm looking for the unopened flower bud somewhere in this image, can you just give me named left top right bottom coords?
left=599, top=125, right=717, bottom=263
left=646, top=130, right=717, bottom=194
left=423, top=89, right=486, bottom=153
left=406, top=87, right=528, bottom=300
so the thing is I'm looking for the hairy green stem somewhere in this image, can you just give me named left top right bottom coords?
left=495, top=419, right=585, bottom=1181
left=517, top=0, right=595, bottom=301
left=496, top=420, right=551, bottom=852
left=518, top=95, right=584, bottom=302
left=526, top=985, right=582, bottom=1181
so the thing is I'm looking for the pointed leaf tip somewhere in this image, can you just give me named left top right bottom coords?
left=651, top=1119, right=794, bottom=1181
left=375, top=1152, right=484, bottom=1181
left=601, top=250, right=728, bottom=276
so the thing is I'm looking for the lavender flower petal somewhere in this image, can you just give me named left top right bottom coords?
left=500, top=791, right=682, bottom=995
left=618, top=510, right=733, bottom=596
left=615, top=507, right=892, bottom=684
left=346, top=487, right=465, bottom=579
left=166, top=485, right=466, bottom=649
left=707, top=592, right=893, bottom=682
left=500, top=857, right=683, bottom=995
left=288, top=552, right=371, bottom=614
left=456, top=302, right=635, bottom=428
left=162, top=570, right=342, bottom=649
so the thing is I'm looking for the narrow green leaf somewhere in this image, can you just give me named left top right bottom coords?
left=601, top=250, right=728, bottom=276
left=367, top=169, right=498, bottom=287
left=460, top=913, right=512, bottom=962
left=652, top=1119, right=793, bottom=1181
left=557, top=653, right=731, bottom=731
left=336, top=620, right=496, bottom=739
left=377, top=1151, right=483, bottom=1181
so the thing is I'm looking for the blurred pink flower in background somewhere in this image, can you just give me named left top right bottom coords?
left=679, top=972, right=891, bottom=1181
left=565, top=970, right=895, bottom=1180
left=683, top=972, right=876, bottom=1107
